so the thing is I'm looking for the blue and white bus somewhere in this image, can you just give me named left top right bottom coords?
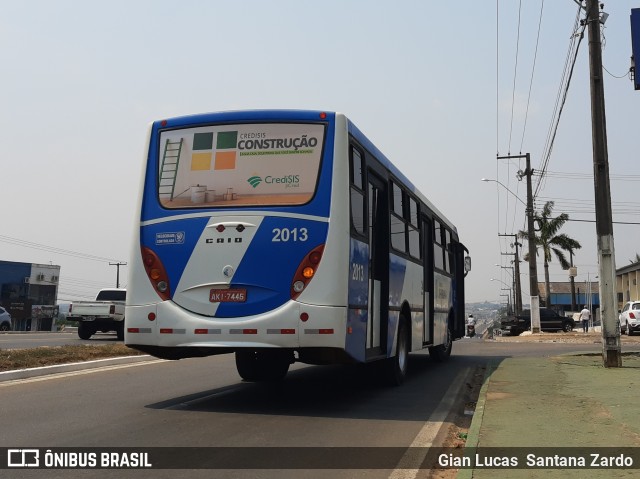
left=126, top=110, right=470, bottom=385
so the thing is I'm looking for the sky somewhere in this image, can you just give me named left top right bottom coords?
left=1, top=0, right=638, bottom=304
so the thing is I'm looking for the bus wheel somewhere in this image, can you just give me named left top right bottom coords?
left=383, top=318, right=409, bottom=386
left=116, top=321, right=125, bottom=341
left=235, top=350, right=292, bottom=382
left=78, top=322, right=93, bottom=340
left=429, top=324, right=452, bottom=362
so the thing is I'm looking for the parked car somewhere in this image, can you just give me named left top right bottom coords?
left=500, top=315, right=530, bottom=336
left=500, top=308, right=575, bottom=335
left=0, top=306, right=11, bottom=331
left=619, top=301, right=640, bottom=336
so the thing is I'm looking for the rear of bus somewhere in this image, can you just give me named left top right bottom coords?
left=126, top=110, right=351, bottom=380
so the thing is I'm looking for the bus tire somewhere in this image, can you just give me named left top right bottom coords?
left=383, top=318, right=409, bottom=386
left=116, top=321, right=125, bottom=341
left=429, top=323, right=452, bottom=362
left=235, top=350, right=291, bottom=382
left=78, top=322, right=93, bottom=340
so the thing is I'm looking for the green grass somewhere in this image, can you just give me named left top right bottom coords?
left=0, top=344, right=145, bottom=372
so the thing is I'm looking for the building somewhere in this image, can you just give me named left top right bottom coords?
left=616, top=261, right=640, bottom=310
left=537, top=281, right=600, bottom=313
left=532, top=260, right=640, bottom=317
left=0, top=260, right=60, bottom=331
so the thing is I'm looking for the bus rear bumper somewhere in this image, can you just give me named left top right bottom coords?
left=125, top=301, right=347, bottom=354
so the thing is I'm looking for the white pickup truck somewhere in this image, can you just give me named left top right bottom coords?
left=68, top=289, right=126, bottom=340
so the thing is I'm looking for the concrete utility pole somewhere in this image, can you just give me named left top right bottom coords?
left=499, top=234, right=523, bottom=314
left=512, top=239, right=523, bottom=314
left=585, top=0, right=621, bottom=367
left=569, top=251, right=577, bottom=311
left=497, top=153, right=540, bottom=332
left=109, top=262, right=127, bottom=289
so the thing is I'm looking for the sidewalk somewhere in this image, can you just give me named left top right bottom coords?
left=459, top=346, right=640, bottom=478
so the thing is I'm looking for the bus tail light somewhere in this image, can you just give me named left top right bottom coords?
left=141, top=246, right=171, bottom=301
left=291, top=244, right=325, bottom=300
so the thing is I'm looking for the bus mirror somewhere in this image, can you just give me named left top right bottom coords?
left=464, top=256, right=472, bottom=275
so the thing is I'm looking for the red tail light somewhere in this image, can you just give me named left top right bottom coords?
left=69, top=304, right=72, bottom=313
left=630, top=312, right=637, bottom=319
left=291, top=244, right=325, bottom=300
left=141, top=246, right=171, bottom=301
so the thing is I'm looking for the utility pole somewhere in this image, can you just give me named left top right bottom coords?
left=569, top=251, right=577, bottom=311
left=498, top=153, right=540, bottom=332
left=499, top=234, right=523, bottom=314
left=501, top=289, right=513, bottom=314
left=585, top=0, right=621, bottom=367
left=109, top=262, right=127, bottom=289
left=513, top=239, right=523, bottom=315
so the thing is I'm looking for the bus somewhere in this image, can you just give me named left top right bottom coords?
left=126, top=110, right=470, bottom=385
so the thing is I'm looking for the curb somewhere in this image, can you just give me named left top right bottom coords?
left=0, top=355, right=155, bottom=382
left=456, top=359, right=498, bottom=479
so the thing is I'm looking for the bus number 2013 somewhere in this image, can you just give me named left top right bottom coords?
left=351, top=263, right=365, bottom=281
left=272, top=227, right=309, bottom=242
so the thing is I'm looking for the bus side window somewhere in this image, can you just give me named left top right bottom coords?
left=444, top=229, right=452, bottom=273
left=390, top=182, right=407, bottom=253
left=408, top=197, right=421, bottom=259
left=351, top=146, right=363, bottom=190
left=350, top=147, right=366, bottom=236
left=433, top=220, right=444, bottom=271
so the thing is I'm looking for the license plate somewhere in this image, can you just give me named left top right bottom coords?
left=209, top=289, right=247, bottom=303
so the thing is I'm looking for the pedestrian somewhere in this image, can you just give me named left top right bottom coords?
left=580, top=306, right=591, bottom=333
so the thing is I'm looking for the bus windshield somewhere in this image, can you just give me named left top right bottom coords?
left=158, top=122, right=325, bottom=208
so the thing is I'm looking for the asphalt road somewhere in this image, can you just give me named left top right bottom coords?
left=0, top=338, right=608, bottom=479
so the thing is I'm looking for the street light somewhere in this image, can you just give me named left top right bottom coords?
left=495, top=264, right=514, bottom=277
left=481, top=178, right=527, bottom=206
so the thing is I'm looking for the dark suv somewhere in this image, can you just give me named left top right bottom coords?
left=500, top=308, right=575, bottom=335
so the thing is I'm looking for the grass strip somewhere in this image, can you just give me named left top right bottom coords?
left=0, top=344, right=145, bottom=372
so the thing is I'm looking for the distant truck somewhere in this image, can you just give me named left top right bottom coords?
left=68, top=289, right=126, bottom=340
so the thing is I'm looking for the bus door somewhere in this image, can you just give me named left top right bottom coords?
left=366, top=173, right=389, bottom=358
left=452, top=242, right=468, bottom=339
left=422, top=217, right=434, bottom=344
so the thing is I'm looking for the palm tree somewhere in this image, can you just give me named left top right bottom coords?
left=629, top=253, right=640, bottom=264
left=518, top=201, right=582, bottom=307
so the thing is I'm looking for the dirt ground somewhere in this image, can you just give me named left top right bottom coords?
left=492, top=329, right=640, bottom=344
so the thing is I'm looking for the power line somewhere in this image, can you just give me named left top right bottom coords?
left=496, top=0, right=500, bottom=156
left=535, top=6, right=586, bottom=198
left=603, top=64, right=632, bottom=79
left=519, top=0, right=545, bottom=152
left=508, top=0, right=524, bottom=154
left=535, top=170, right=640, bottom=181
left=0, top=235, right=125, bottom=263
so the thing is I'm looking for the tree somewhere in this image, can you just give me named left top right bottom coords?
left=518, top=201, right=582, bottom=307
left=629, top=253, right=640, bottom=264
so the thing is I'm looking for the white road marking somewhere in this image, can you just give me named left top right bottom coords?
left=0, top=359, right=166, bottom=387
left=389, top=367, right=470, bottom=479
